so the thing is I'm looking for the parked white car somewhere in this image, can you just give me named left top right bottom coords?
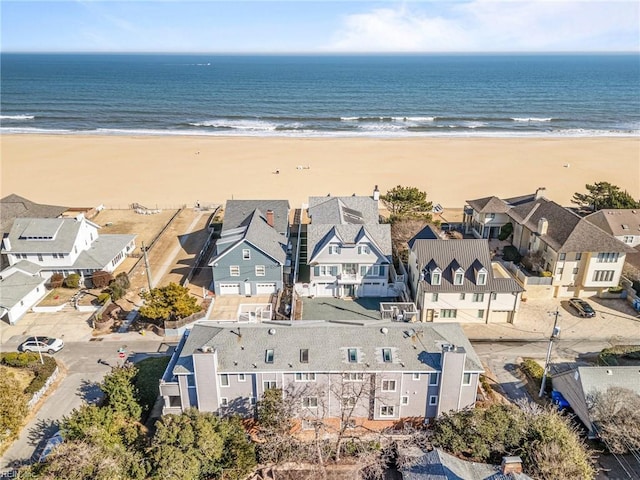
left=19, top=337, right=64, bottom=354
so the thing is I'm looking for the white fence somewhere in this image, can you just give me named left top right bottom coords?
left=27, top=366, right=59, bottom=409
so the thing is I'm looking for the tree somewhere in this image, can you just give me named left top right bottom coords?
left=572, top=181, right=640, bottom=212
left=92, top=270, right=114, bottom=289
left=139, top=282, right=201, bottom=324
left=588, top=387, right=640, bottom=454
left=49, top=273, right=64, bottom=288
left=390, top=218, right=430, bottom=265
left=101, top=364, right=142, bottom=421
left=381, top=185, right=433, bottom=219
left=63, top=273, right=81, bottom=289
left=0, top=367, right=28, bottom=443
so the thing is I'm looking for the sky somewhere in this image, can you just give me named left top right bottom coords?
left=2, top=0, right=639, bottom=53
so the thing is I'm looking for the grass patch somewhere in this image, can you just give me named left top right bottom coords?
left=2, top=366, right=35, bottom=392
left=598, top=345, right=640, bottom=366
left=39, top=287, right=77, bottom=306
left=134, top=356, right=171, bottom=419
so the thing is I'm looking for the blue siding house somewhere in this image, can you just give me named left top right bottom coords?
left=209, top=200, right=289, bottom=296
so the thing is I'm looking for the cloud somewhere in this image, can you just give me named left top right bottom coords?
left=327, top=1, right=640, bottom=52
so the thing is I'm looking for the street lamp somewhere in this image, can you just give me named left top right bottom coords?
left=538, top=308, right=561, bottom=398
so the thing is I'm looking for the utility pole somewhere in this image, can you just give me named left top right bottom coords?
left=539, top=308, right=561, bottom=398
left=141, top=241, right=153, bottom=291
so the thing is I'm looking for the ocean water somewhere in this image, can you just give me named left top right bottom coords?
left=1, top=53, right=639, bottom=137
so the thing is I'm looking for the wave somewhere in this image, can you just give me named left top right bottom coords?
left=512, top=117, right=553, bottom=122
left=188, top=119, right=278, bottom=131
left=340, top=116, right=435, bottom=123
left=1, top=114, right=35, bottom=120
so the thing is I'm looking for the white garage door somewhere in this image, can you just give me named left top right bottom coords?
left=219, top=283, right=241, bottom=295
left=362, top=282, right=383, bottom=297
left=256, top=283, right=277, bottom=295
left=315, top=283, right=335, bottom=297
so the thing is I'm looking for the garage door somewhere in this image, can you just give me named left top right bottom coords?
left=219, top=283, right=241, bottom=295
left=256, top=283, right=277, bottom=295
left=362, top=282, right=383, bottom=297
left=489, top=311, right=511, bottom=323
left=315, top=283, right=334, bottom=297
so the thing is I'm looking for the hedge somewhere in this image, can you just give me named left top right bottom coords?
left=2, top=352, right=40, bottom=367
left=521, top=358, right=551, bottom=393
left=0, top=353, right=58, bottom=396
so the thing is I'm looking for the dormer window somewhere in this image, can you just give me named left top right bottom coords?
left=453, top=268, right=464, bottom=286
left=329, top=245, right=340, bottom=255
left=476, top=268, right=487, bottom=285
left=357, top=245, right=370, bottom=255
left=431, top=268, right=441, bottom=285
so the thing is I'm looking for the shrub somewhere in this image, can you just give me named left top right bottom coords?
left=502, top=245, right=522, bottom=263
left=1, top=352, right=40, bottom=367
left=64, top=273, right=81, bottom=288
left=114, top=272, right=130, bottom=290
left=498, top=222, right=513, bottom=241
left=521, top=358, right=551, bottom=393
left=98, top=293, right=112, bottom=305
left=25, top=356, right=58, bottom=395
left=49, top=273, right=64, bottom=288
left=608, top=286, right=623, bottom=293
left=92, top=270, right=114, bottom=288
left=108, top=283, right=126, bottom=301
left=540, top=270, right=552, bottom=277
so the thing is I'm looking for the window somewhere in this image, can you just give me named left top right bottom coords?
left=477, top=271, right=487, bottom=285
left=220, top=374, right=229, bottom=387
left=382, top=380, right=397, bottom=392
left=380, top=405, right=395, bottom=417
left=302, top=396, right=318, bottom=408
left=624, top=236, right=634, bottom=244
left=264, top=381, right=277, bottom=390
left=454, top=269, right=464, bottom=285
left=491, top=292, right=497, bottom=300
left=300, top=349, right=309, bottom=363
left=316, top=265, right=339, bottom=277
left=463, top=373, right=472, bottom=385
left=429, top=395, right=438, bottom=406
left=575, top=253, right=582, bottom=261
left=265, top=349, right=274, bottom=363
left=593, top=270, right=615, bottom=282
left=431, top=271, right=441, bottom=285
left=52, top=253, right=58, bottom=259
left=432, top=293, right=439, bottom=302
left=572, top=267, right=579, bottom=274
left=295, top=373, right=316, bottom=382
left=342, top=396, right=357, bottom=408
left=348, top=348, right=358, bottom=363
left=556, top=267, right=563, bottom=275
left=440, top=309, right=457, bottom=318
left=344, top=372, right=364, bottom=382
left=559, top=253, right=566, bottom=261
left=382, top=348, right=392, bottom=363
left=242, top=249, right=251, bottom=260
left=459, top=293, right=466, bottom=300
left=220, top=397, right=229, bottom=406
left=357, top=245, right=370, bottom=254
left=230, top=265, right=240, bottom=276
left=412, top=373, right=420, bottom=381
left=429, top=373, right=439, bottom=386
left=477, top=310, right=485, bottom=318
left=238, top=374, right=246, bottom=382
left=401, top=396, right=409, bottom=405
left=329, top=245, right=339, bottom=255
left=597, top=252, right=620, bottom=263
left=37, top=254, right=43, bottom=262
left=472, top=293, right=484, bottom=302
left=255, top=265, right=266, bottom=276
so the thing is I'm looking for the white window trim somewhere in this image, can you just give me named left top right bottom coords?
left=238, top=373, right=246, bottom=382
left=230, top=265, right=240, bottom=276
left=412, top=373, right=420, bottom=381
left=302, top=396, right=318, bottom=408
left=462, top=372, right=472, bottom=385
left=220, top=397, right=229, bottom=406
left=380, top=405, right=395, bottom=417
left=429, top=373, right=439, bottom=386
left=242, top=249, right=251, bottom=260
left=220, top=374, right=230, bottom=387
left=429, top=395, right=438, bottom=406
left=382, top=380, right=397, bottom=392
left=401, top=396, right=409, bottom=405
left=255, top=265, right=266, bottom=276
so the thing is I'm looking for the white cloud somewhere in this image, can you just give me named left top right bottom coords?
left=327, top=1, right=640, bottom=52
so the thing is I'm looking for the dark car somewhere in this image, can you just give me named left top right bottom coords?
left=568, top=298, right=596, bottom=317
left=19, top=337, right=64, bottom=354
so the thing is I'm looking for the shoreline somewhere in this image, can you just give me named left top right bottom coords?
left=2, top=134, right=638, bottom=209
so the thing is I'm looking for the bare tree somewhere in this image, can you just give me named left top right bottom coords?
left=588, top=387, right=640, bottom=454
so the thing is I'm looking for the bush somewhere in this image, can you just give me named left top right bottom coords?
left=114, top=272, right=130, bottom=290
left=24, top=357, right=58, bottom=395
left=498, top=222, right=513, bottom=241
left=98, top=293, right=112, bottom=305
left=108, top=283, right=126, bottom=301
left=1, top=352, right=40, bottom=367
left=64, top=273, right=81, bottom=288
left=49, top=273, right=64, bottom=288
left=521, top=358, right=551, bottom=393
left=92, top=270, right=114, bottom=288
left=133, top=356, right=171, bottom=418
left=540, top=270, right=552, bottom=277
left=502, top=245, right=522, bottom=263
left=608, top=286, right=623, bottom=293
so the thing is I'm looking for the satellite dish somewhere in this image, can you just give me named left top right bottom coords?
left=268, top=328, right=276, bottom=335
left=380, top=327, right=388, bottom=335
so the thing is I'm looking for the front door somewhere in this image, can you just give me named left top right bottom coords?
left=344, top=284, right=356, bottom=298
left=244, top=281, right=252, bottom=296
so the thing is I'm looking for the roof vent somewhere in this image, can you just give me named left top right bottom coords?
left=406, top=328, right=416, bottom=337
left=606, top=369, right=613, bottom=375
left=381, top=327, right=389, bottom=335
left=268, top=328, right=276, bottom=335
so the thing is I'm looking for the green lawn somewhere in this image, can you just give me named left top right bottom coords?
left=134, top=356, right=171, bottom=418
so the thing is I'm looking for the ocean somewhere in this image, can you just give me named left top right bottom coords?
left=1, top=53, right=638, bottom=137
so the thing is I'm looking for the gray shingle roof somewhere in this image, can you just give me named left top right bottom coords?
left=466, top=194, right=536, bottom=214
left=408, top=225, right=442, bottom=249
left=0, top=194, right=67, bottom=236
left=308, top=196, right=379, bottom=225
left=73, top=234, right=136, bottom=270
left=3, top=217, right=83, bottom=254
left=172, top=321, right=483, bottom=376
left=0, top=270, right=46, bottom=310
left=410, top=238, right=523, bottom=293
left=222, top=200, right=290, bottom=235
left=308, top=224, right=392, bottom=261
left=10, top=260, right=43, bottom=275
left=585, top=209, right=640, bottom=237
left=508, top=199, right=634, bottom=253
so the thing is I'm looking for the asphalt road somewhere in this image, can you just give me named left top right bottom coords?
left=0, top=338, right=168, bottom=472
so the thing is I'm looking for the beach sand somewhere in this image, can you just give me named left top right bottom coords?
left=1, top=135, right=638, bottom=209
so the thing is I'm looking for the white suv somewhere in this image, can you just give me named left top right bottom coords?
left=19, top=337, right=65, bottom=354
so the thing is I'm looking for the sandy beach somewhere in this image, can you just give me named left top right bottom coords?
left=1, top=135, right=638, bottom=209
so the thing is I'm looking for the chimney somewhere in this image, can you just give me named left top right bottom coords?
left=537, top=217, right=549, bottom=236
left=266, top=210, right=275, bottom=228
left=2, top=235, right=11, bottom=251
left=535, top=187, right=546, bottom=200
left=501, top=456, right=523, bottom=475
left=373, top=185, right=380, bottom=201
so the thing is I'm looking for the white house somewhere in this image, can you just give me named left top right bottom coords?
left=306, top=193, right=392, bottom=298
left=408, top=226, right=523, bottom=323
left=1, top=215, right=136, bottom=280
left=0, top=262, right=47, bottom=324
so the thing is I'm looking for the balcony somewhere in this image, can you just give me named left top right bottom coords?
left=503, top=261, right=553, bottom=286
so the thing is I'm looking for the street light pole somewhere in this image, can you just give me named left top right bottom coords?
left=539, top=308, right=561, bottom=398
left=141, top=241, right=153, bottom=290
left=33, top=335, right=44, bottom=365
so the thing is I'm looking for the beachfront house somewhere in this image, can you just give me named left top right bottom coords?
left=1, top=214, right=136, bottom=281
left=464, top=189, right=635, bottom=298
left=407, top=226, right=523, bottom=323
left=159, top=321, right=483, bottom=431
left=209, top=200, right=290, bottom=296
left=306, top=191, right=392, bottom=298
left=0, top=262, right=47, bottom=324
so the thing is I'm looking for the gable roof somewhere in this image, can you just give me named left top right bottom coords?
left=585, top=209, right=640, bottom=237
left=308, top=196, right=379, bottom=225
left=408, top=225, right=442, bottom=249
left=0, top=270, right=46, bottom=311
left=3, top=217, right=88, bottom=254
left=307, top=224, right=392, bottom=262
left=222, top=200, right=289, bottom=235
left=171, top=321, right=483, bottom=376
left=0, top=194, right=67, bottom=236
left=410, top=238, right=523, bottom=293
left=508, top=199, right=634, bottom=253
left=466, top=193, right=536, bottom=214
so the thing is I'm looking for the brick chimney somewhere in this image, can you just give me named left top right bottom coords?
left=266, top=210, right=275, bottom=228
left=501, top=456, right=523, bottom=475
